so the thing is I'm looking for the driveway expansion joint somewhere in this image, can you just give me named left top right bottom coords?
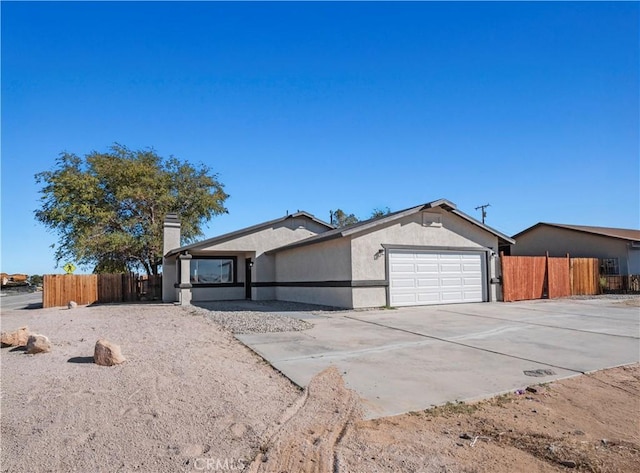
left=343, top=315, right=586, bottom=375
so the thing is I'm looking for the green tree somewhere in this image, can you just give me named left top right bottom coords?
left=28, top=274, right=43, bottom=286
left=330, top=209, right=360, bottom=228
left=370, top=207, right=392, bottom=219
left=35, top=144, right=228, bottom=276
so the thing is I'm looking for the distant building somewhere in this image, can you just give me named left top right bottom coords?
left=1, top=273, right=29, bottom=286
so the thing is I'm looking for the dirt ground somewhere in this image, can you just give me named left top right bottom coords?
left=0, top=304, right=300, bottom=472
left=1, top=303, right=638, bottom=472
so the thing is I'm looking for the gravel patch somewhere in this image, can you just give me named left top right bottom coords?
left=568, top=294, right=640, bottom=301
left=187, top=300, right=345, bottom=334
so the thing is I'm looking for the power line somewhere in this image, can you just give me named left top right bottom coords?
left=475, top=203, right=490, bottom=224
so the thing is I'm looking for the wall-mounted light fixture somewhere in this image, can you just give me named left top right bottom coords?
left=374, top=248, right=385, bottom=260
left=248, top=260, right=254, bottom=268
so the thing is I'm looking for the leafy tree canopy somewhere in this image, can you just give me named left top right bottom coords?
left=35, top=144, right=229, bottom=276
left=370, top=207, right=392, bottom=219
left=28, top=275, right=44, bottom=286
left=330, top=206, right=392, bottom=228
left=330, top=209, right=360, bottom=228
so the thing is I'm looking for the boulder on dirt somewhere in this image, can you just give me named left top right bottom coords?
left=94, top=339, right=125, bottom=366
left=26, top=334, right=51, bottom=354
left=68, top=301, right=78, bottom=309
left=1, top=326, right=30, bottom=347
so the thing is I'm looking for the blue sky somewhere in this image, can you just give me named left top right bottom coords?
left=2, top=1, right=638, bottom=276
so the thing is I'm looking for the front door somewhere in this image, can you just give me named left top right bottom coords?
left=245, top=259, right=253, bottom=299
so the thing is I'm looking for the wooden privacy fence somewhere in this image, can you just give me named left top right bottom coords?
left=500, top=256, right=547, bottom=302
left=547, top=256, right=571, bottom=299
left=501, top=254, right=599, bottom=302
left=43, top=273, right=162, bottom=308
left=570, top=258, right=600, bottom=295
left=43, top=274, right=98, bottom=308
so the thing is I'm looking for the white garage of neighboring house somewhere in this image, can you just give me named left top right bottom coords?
left=162, top=199, right=514, bottom=309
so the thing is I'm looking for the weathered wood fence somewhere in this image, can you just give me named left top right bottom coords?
left=501, top=255, right=600, bottom=302
left=570, top=258, right=600, bottom=295
left=43, top=274, right=162, bottom=308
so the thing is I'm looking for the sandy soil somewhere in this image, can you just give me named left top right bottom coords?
left=0, top=304, right=300, bottom=472
left=2, top=302, right=639, bottom=473
left=337, top=364, right=640, bottom=472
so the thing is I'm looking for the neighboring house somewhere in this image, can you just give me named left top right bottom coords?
left=511, top=223, right=640, bottom=276
left=163, top=199, right=515, bottom=308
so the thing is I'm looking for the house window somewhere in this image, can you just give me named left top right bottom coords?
left=190, top=258, right=235, bottom=284
left=600, top=258, right=619, bottom=275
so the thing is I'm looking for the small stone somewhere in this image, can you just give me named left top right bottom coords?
left=526, top=386, right=538, bottom=394
left=68, top=301, right=78, bottom=309
left=261, top=454, right=268, bottom=463
left=601, top=439, right=608, bottom=446
left=459, top=433, right=472, bottom=440
left=26, top=334, right=51, bottom=354
left=573, top=430, right=585, bottom=436
left=559, top=460, right=576, bottom=468
left=94, top=339, right=125, bottom=366
left=1, top=326, right=30, bottom=347
left=455, top=442, right=464, bottom=447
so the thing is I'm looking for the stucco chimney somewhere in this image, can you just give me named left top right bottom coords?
left=163, top=213, right=181, bottom=255
left=162, top=213, right=181, bottom=303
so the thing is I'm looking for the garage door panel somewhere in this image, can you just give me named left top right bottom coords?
left=440, top=263, right=463, bottom=273
left=442, top=277, right=465, bottom=287
left=416, top=278, right=439, bottom=287
left=416, top=292, right=441, bottom=303
left=391, top=293, right=417, bottom=304
left=391, top=263, right=416, bottom=273
left=389, top=250, right=486, bottom=306
left=391, top=278, right=416, bottom=288
left=416, top=263, right=439, bottom=273
left=441, top=292, right=465, bottom=301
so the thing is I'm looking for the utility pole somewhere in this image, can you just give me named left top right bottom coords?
left=475, top=203, right=490, bottom=224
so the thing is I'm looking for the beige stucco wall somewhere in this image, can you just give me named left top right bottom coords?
left=351, top=209, right=497, bottom=281
left=274, top=237, right=352, bottom=282
left=162, top=259, right=178, bottom=302
left=273, top=237, right=353, bottom=307
left=351, top=209, right=501, bottom=304
left=272, top=210, right=502, bottom=308
left=163, top=217, right=329, bottom=302
left=352, top=287, right=386, bottom=308
left=275, top=287, right=353, bottom=308
left=512, top=226, right=639, bottom=275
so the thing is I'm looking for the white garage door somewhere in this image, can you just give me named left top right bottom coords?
left=388, top=250, right=486, bottom=306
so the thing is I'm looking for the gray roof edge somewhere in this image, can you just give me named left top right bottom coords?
left=512, top=222, right=640, bottom=242
left=165, top=211, right=334, bottom=257
left=269, top=199, right=515, bottom=253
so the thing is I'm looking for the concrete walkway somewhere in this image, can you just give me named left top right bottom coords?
left=237, top=299, right=640, bottom=419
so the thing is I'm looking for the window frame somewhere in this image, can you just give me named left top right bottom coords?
left=188, top=256, right=239, bottom=287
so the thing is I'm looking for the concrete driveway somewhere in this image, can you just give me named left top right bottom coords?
left=237, top=299, right=640, bottom=419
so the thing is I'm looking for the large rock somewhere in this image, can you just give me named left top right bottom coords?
left=94, top=339, right=125, bottom=366
left=68, top=301, right=78, bottom=309
left=1, top=326, right=30, bottom=347
left=26, top=334, right=51, bottom=354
